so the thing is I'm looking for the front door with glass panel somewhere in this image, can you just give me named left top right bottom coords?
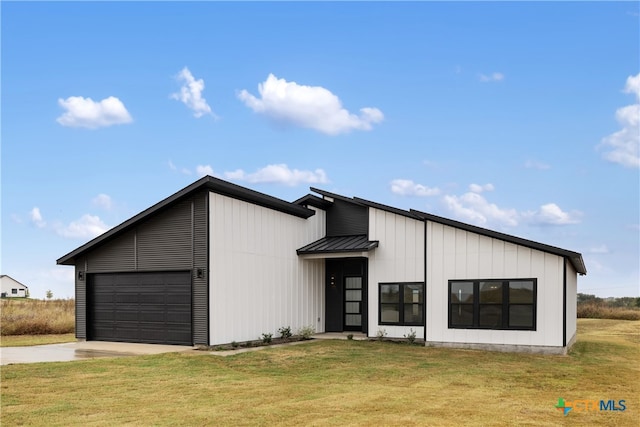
left=344, top=276, right=363, bottom=331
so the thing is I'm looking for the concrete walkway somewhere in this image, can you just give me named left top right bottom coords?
left=0, top=341, right=195, bottom=365
left=1, top=333, right=370, bottom=364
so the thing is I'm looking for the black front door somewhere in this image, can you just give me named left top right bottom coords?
left=325, top=258, right=367, bottom=333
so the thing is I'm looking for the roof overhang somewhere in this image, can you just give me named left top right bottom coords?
left=58, top=176, right=316, bottom=266
left=297, top=235, right=379, bottom=259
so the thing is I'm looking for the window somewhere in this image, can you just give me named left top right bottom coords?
left=379, top=282, right=424, bottom=326
left=449, top=279, right=536, bottom=330
left=11, top=289, right=18, bottom=295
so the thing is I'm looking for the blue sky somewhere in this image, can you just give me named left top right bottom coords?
left=2, top=1, right=638, bottom=299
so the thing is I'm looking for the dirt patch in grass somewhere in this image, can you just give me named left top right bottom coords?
left=2, top=319, right=638, bottom=426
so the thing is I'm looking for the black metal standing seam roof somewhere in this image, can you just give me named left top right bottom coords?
left=297, top=235, right=379, bottom=255
left=410, top=209, right=587, bottom=275
left=57, top=176, right=316, bottom=266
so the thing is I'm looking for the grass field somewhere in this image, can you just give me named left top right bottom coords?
left=1, top=319, right=638, bottom=426
left=0, top=333, right=76, bottom=347
left=0, top=299, right=74, bottom=335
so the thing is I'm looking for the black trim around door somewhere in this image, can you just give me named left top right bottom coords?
left=325, top=258, right=368, bottom=333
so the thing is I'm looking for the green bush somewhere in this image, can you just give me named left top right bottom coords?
left=404, top=329, right=417, bottom=344
left=278, top=326, right=292, bottom=341
left=297, top=326, right=315, bottom=340
left=261, top=333, right=272, bottom=344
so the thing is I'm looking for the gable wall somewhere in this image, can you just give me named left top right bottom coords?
left=367, top=207, right=425, bottom=338
left=209, top=192, right=326, bottom=345
left=74, top=191, right=209, bottom=344
left=0, top=277, right=28, bottom=296
left=426, top=221, right=565, bottom=348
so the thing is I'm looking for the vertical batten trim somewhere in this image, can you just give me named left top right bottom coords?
left=206, top=192, right=210, bottom=346
left=562, top=258, right=567, bottom=347
left=423, top=220, right=427, bottom=343
left=134, top=230, right=137, bottom=270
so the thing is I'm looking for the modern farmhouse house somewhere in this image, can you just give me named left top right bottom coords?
left=58, top=176, right=586, bottom=354
left=1, top=275, right=29, bottom=298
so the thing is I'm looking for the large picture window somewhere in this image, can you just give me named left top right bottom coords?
left=379, top=282, right=424, bottom=326
left=449, top=279, right=536, bottom=330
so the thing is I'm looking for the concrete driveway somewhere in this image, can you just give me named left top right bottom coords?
left=0, top=341, right=195, bottom=365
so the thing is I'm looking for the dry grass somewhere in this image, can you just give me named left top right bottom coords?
left=2, top=319, right=638, bottom=426
left=0, top=299, right=75, bottom=335
left=577, top=302, right=640, bottom=321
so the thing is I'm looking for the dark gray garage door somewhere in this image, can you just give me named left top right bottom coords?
left=89, top=271, right=192, bottom=345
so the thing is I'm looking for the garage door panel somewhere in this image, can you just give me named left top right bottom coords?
left=89, top=272, right=192, bottom=345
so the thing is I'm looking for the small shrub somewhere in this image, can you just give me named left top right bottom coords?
left=261, top=333, right=272, bottom=344
left=404, top=329, right=417, bottom=345
left=297, top=325, right=315, bottom=340
left=376, top=328, right=387, bottom=341
left=231, top=341, right=239, bottom=348
left=347, top=334, right=354, bottom=340
left=278, top=326, right=292, bottom=341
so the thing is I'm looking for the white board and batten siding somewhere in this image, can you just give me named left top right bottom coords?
left=208, top=192, right=326, bottom=345
left=565, top=260, right=577, bottom=346
left=426, top=221, right=566, bottom=348
left=367, top=207, right=425, bottom=339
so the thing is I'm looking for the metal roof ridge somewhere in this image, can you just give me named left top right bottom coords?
left=57, top=176, right=315, bottom=265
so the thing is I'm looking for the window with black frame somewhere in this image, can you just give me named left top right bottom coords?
left=379, top=282, right=424, bottom=326
left=449, top=279, right=536, bottom=330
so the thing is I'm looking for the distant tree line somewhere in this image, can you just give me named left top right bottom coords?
left=577, top=293, right=640, bottom=308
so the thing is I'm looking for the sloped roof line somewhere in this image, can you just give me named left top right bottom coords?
left=0, top=275, right=29, bottom=288
left=57, top=176, right=315, bottom=266
left=308, top=188, right=585, bottom=274
left=410, top=209, right=587, bottom=275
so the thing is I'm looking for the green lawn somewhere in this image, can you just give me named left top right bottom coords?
left=2, top=319, right=638, bottom=426
left=1, top=333, right=76, bottom=347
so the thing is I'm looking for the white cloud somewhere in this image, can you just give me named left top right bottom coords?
left=92, top=194, right=112, bottom=210
left=30, top=207, right=46, bottom=228
left=390, top=179, right=440, bottom=197
left=479, top=72, right=504, bottom=83
left=56, top=96, right=132, bottom=129
left=196, top=165, right=214, bottom=177
left=524, top=160, right=551, bottom=170
left=523, top=203, right=582, bottom=226
left=600, top=73, right=640, bottom=168
left=224, top=164, right=328, bottom=186
left=170, top=67, right=215, bottom=118
left=237, top=74, right=384, bottom=135
left=55, top=214, right=110, bottom=239
left=441, top=187, right=581, bottom=228
left=468, top=183, right=494, bottom=193
left=443, top=192, right=518, bottom=227
left=624, top=73, right=640, bottom=98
